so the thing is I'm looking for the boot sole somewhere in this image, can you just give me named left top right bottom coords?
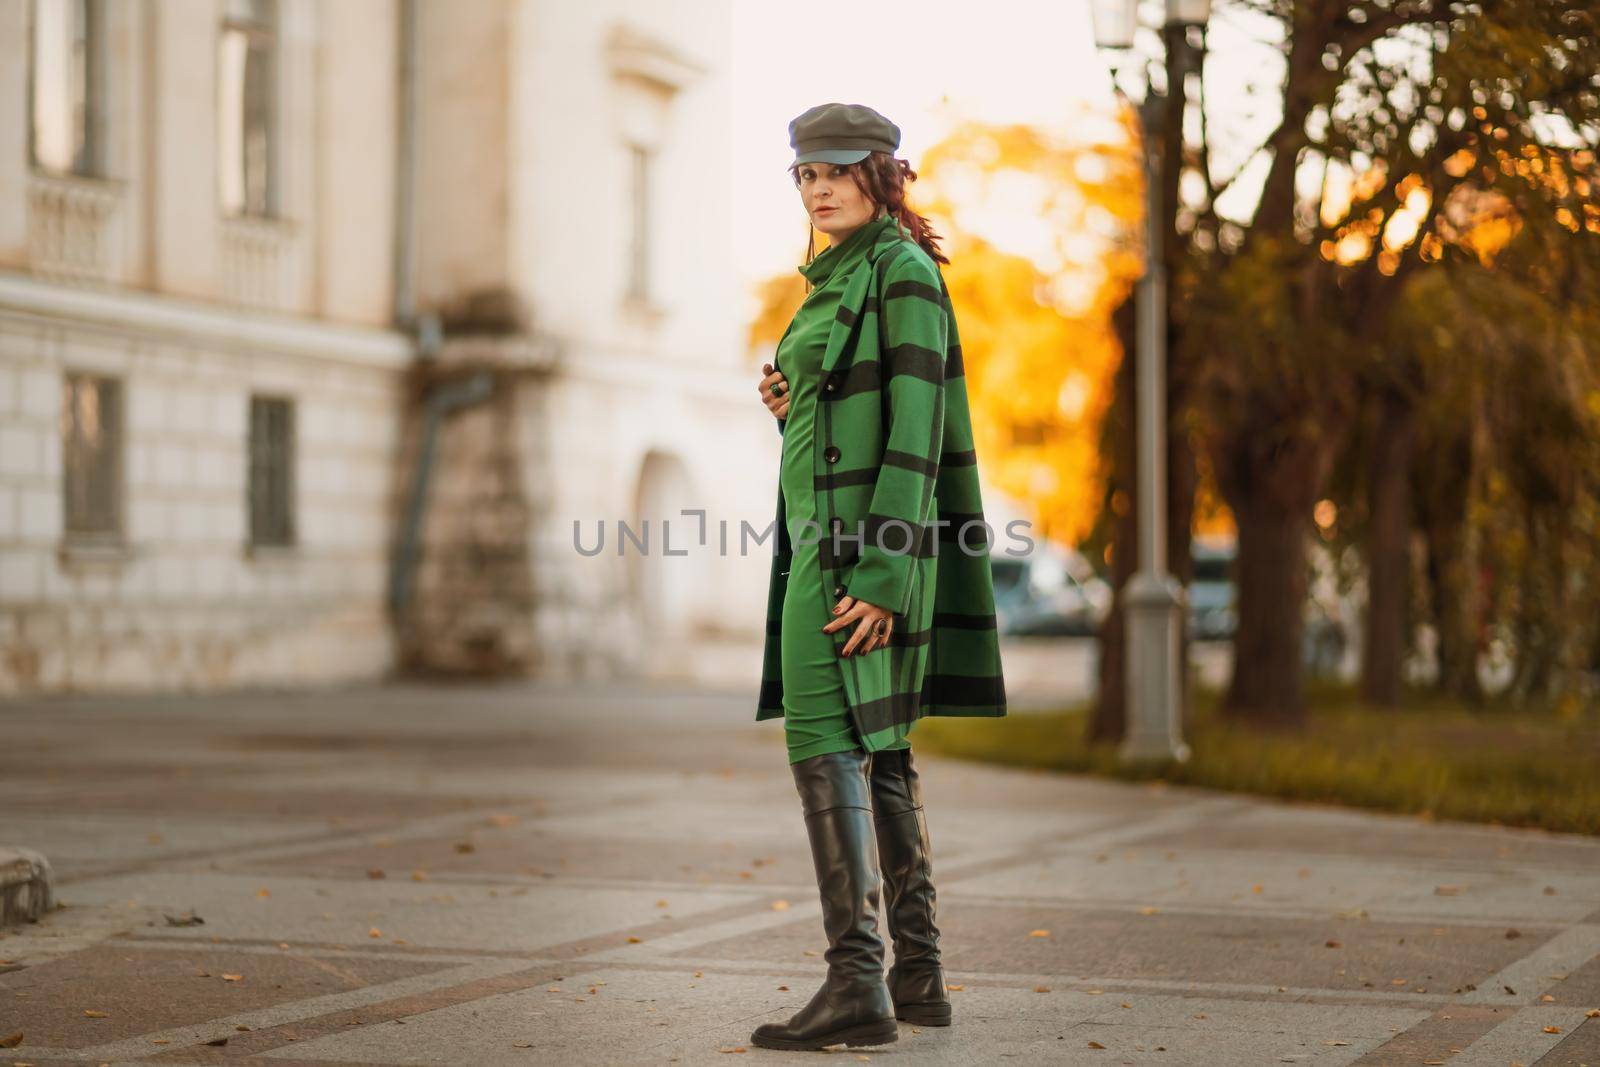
left=750, top=1018, right=899, bottom=1050
left=896, top=1001, right=952, bottom=1026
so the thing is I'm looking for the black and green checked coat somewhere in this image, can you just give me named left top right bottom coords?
left=756, top=219, right=1007, bottom=736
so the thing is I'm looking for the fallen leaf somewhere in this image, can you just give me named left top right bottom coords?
left=1544, top=1026, right=1562, bottom=1034
left=777, top=985, right=789, bottom=991
left=1323, top=1039, right=1349, bottom=1046
left=83, top=1010, right=109, bottom=1018
left=0, top=1033, right=21, bottom=1048
left=488, top=814, right=518, bottom=827
left=368, top=928, right=382, bottom=938
left=946, top=984, right=964, bottom=991
left=367, top=869, right=386, bottom=880
left=1325, top=939, right=1341, bottom=948
left=717, top=1047, right=747, bottom=1053
left=1252, top=884, right=1263, bottom=894
left=1087, top=1040, right=1105, bottom=1049
left=803, top=950, right=819, bottom=957
left=411, top=870, right=428, bottom=882
left=1505, top=928, right=1521, bottom=939
left=513, top=1042, right=534, bottom=1048
left=221, top=974, right=243, bottom=982
left=1139, top=906, right=1159, bottom=915
left=455, top=841, right=475, bottom=854
left=772, top=900, right=789, bottom=911
left=204, top=1036, right=228, bottom=1047
left=1029, top=929, right=1051, bottom=938
left=627, top=937, right=642, bottom=944
left=1034, top=986, right=1051, bottom=993
left=1433, top=885, right=1463, bottom=896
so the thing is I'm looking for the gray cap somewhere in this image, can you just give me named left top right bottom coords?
left=788, top=102, right=901, bottom=167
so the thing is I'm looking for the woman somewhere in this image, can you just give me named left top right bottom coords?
left=749, top=102, right=1007, bottom=1052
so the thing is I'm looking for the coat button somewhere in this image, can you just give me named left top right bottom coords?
left=832, top=583, right=846, bottom=598
left=823, top=445, right=840, bottom=464
left=823, top=373, right=837, bottom=393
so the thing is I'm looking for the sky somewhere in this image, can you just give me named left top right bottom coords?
left=729, top=0, right=1113, bottom=292
left=728, top=0, right=1285, bottom=311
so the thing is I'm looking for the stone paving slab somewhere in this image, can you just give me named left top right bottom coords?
left=0, top=679, right=1596, bottom=1067
left=0, top=944, right=452, bottom=1049
left=53, top=872, right=757, bottom=954
left=954, top=844, right=1600, bottom=924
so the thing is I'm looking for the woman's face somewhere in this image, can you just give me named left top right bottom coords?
left=793, top=162, right=877, bottom=239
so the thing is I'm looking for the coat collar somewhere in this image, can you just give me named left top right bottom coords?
left=814, top=213, right=912, bottom=375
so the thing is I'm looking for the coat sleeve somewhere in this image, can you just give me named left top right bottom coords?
left=845, top=250, right=947, bottom=617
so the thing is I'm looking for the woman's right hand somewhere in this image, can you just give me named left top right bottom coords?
left=759, top=362, right=790, bottom=422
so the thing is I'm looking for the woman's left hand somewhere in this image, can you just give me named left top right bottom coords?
left=823, top=594, right=893, bottom=656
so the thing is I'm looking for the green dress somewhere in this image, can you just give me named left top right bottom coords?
left=775, top=213, right=913, bottom=765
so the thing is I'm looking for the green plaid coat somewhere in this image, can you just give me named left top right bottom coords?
left=756, top=221, right=1007, bottom=735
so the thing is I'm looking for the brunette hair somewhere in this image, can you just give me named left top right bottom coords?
left=791, top=151, right=949, bottom=267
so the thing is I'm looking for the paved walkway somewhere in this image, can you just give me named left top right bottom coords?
left=1, top=680, right=1597, bottom=1065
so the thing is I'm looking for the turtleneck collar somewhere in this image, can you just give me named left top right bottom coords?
left=798, top=211, right=898, bottom=287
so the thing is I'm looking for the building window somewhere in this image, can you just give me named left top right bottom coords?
left=626, top=142, right=653, bottom=303
left=248, top=395, right=295, bottom=547
left=218, top=0, right=278, bottom=218
left=61, top=372, right=122, bottom=539
left=28, top=0, right=106, bottom=176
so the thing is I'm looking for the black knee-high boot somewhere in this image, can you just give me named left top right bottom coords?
left=870, top=746, right=951, bottom=1025
left=750, top=750, right=898, bottom=1051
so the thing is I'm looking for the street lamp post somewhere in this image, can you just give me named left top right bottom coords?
left=1091, top=0, right=1209, bottom=765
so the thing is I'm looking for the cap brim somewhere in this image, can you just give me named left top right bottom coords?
left=790, top=148, right=872, bottom=166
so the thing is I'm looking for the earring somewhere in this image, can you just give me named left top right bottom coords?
left=804, top=224, right=816, bottom=294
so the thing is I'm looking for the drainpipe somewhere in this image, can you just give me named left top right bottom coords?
left=388, top=360, right=495, bottom=620
left=386, top=3, right=496, bottom=626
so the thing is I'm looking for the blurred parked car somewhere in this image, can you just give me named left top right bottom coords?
left=990, top=542, right=1111, bottom=637
left=1188, top=541, right=1237, bottom=640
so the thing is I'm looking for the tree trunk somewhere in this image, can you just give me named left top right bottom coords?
left=1360, top=386, right=1415, bottom=706
left=1224, top=495, right=1313, bottom=728
left=1415, top=431, right=1484, bottom=704
left=1091, top=295, right=1139, bottom=742
left=1214, top=429, right=1333, bottom=729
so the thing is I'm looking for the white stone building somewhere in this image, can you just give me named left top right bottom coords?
left=0, top=0, right=774, bottom=696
